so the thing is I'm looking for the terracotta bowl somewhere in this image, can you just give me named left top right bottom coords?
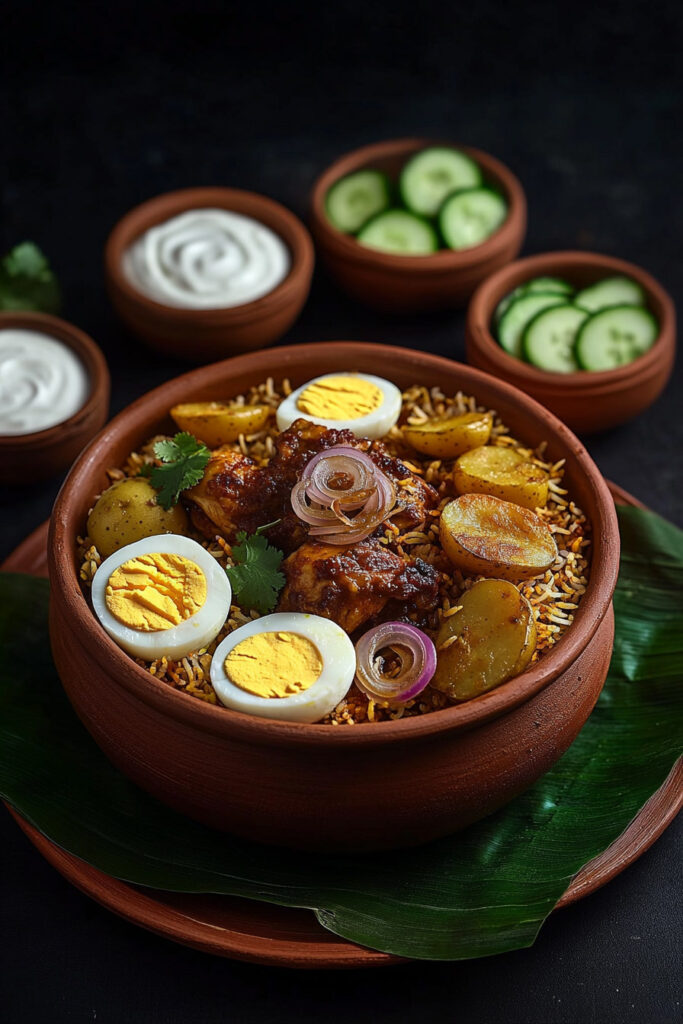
left=48, top=343, right=619, bottom=852
left=466, top=251, right=676, bottom=434
left=0, top=311, right=110, bottom=486
left=310, top=138, right=526, bottom=313
left=104, top=187, right=315, bottom=363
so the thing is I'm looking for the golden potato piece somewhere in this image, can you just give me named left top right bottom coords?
left=439, top=493, right=557, bottom=581
left=402, top=412, right=492, bottom=459
left=170, top=402, right=271, bottom=448
left=453, top=445, right=549, bottom=510
left=87, top=478, right=189, bottom=558
left=432, top=579, right=537, bottom=701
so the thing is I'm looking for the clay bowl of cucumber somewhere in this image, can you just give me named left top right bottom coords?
left=465, top=251, right=676, bottom=434
left=310, top=138, right=526, bottom=313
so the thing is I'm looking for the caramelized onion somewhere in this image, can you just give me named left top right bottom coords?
left=354, top=622, right=437, bottom=703
left=291, top=446, right=397, bottom=545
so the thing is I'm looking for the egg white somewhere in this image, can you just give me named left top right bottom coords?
left=275, top=372, right=402, bottom=439
left=91, top=535, right=232, bottom=661
left=210, top=612, right=356, bottom=723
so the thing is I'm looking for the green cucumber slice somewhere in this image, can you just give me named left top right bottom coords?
left=497, top=292, right=566, bottom=358
left=325, top=170, right=392, bottom=233
left=574, top=276, right=645, bottom=312
left=494, top=277, right=575, bottom=326
left=356, top=209, right=439, bottom=255
left=522, top=304, right=588, bottom=373
left=575, top=305, right=658, bottom=371
left=439, top=188, right=508, bottom=251
left=524, top=276, right=574, bottom=296
left=494, top=286, right=526, bottom=327
left=399, top=147, right=482, bottom=217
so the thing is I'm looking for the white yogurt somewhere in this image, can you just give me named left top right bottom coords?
left=0, top=329, right=90, bottom=435
left=122, top=208, right=291, bottom=309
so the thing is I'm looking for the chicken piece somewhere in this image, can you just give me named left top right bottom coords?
left=277, top=539, right=440, bottom=633
left=366, top=440, right=438, bottom=532
left=265, top=422, right=439, bottom=537
left=270, top=418, right=359, bottom=483
left=186, top=421, right=361, bottom=547
left=186, top=419, right=438, bottom=549
left=388, top=473, right=437, bottom=532
left=186, top=447, right=281, bottom=542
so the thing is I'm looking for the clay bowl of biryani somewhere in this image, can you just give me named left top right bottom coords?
left=48, top=343, right=619, bottom=852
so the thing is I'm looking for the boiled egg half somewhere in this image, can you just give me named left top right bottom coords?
left=91, top=535, right=232, bottom=661
left=210, top=612, right=356, bottom=723
left=276, top=372, right=402, bottom=439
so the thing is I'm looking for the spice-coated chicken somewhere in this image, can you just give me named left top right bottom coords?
left=277, top=539, right=440, bottom=633
left=186, top=448, right=267, bottom=544
left=187, top=421, right=357, bottom=551
left=186, top=419, right=439, bottom=552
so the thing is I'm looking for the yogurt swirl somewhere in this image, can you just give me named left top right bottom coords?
left=122, top=208, right=291, bottom=309
left=0, top=329, right=90, bottom=435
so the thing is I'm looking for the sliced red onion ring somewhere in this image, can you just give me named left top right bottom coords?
left=302, top=445, right=377, bottom=478
left=291, top=446, right=397, bottom=545
left=354, top=622, right=437, bottom=703
left=304, top=449, right=375, bottom=506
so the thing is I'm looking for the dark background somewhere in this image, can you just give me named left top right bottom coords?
left=1, top=3, right=681, bottom=1022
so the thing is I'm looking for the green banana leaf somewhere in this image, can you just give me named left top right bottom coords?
left=0, top=504, right=681, bottom=961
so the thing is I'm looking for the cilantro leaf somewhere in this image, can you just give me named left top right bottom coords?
left=148, top=432, right=210, bottom=510
left=0, top=242, right=62, bottom=314
left=226, top=526, right=285, bottom=614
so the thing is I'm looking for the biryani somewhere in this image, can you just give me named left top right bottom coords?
left=77, top=372, right=590, bottom=725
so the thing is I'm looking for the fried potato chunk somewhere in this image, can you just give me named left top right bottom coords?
left=170, top=402, right=271, bottom=448
left=432, top=579, right=536, bottom=701
left=439, top=493, right=557, bottom=580
left=453, top=445, right=549, bottom=510
left=402, top=412, right=492, bottom=459
left=87, top=478, right=189, bottom=558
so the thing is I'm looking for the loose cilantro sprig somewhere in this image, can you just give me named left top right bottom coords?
left=226, top=522, right=285, bottom=614
left=146, top=433, right=211, bottom=510
left=0, top=242, right=62, bottom=314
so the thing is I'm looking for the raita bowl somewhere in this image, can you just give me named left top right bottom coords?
left=0, top=311, right=110, bottom=486
left=310, top=138, right=526, bottom=313
left=105, top=187, right=315, bottom=364
left=48, top=342, right=619, bottom=852
left=465, top=251, right=676, bottom=434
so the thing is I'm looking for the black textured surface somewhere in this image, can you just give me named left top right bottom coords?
left=1, top=4, right=681, bottom=1022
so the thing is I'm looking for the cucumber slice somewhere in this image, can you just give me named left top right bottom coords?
left=493, top=277, right=574, bottom=326
left=399, top=147, right=482, bottom=217
left=497, top=292, right=566, bottom=358
left=523, top=276, right=574, bottom=296
left=356, top=209, right=439, bottom=255
left=439, top=188, right=508, bottom=251
left=325, top=170, right=392, bottom=233
left=575, top=305, right=658, bottom=371
left=494, top=286, right=526, bottom=327
left=574, top=276, right=645, bottom=312
left=522, top=304, right=588, bottom=373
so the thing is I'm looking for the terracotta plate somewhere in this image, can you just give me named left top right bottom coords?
left=2, top=484, right=681, bottom=969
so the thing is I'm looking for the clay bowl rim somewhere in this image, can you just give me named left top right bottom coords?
left=104, top=186, right=316, bottom=326
left=309, top=137, right=527, bottom=272
left=0, top=311, right=110, bottom=452
left=49, top=341, right=618, bottom=749
left=466, top=250, right=676, bottom=393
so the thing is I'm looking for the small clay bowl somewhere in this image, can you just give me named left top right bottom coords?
left=0, top=311, right=110, bottom=486
left=105, top=187, right=315, bottom=363
left=310, top=138, right=526, bottom=313
left=49, top=343, right=619, bottom=853
left=466, top=251, right=676, bottom=434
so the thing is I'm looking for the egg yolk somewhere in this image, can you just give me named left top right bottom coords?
left=105, top=553, right=207, bottom=632
left=224, top=631, right=323, bottom=699
left=296, top=376, right=383, bottom=421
